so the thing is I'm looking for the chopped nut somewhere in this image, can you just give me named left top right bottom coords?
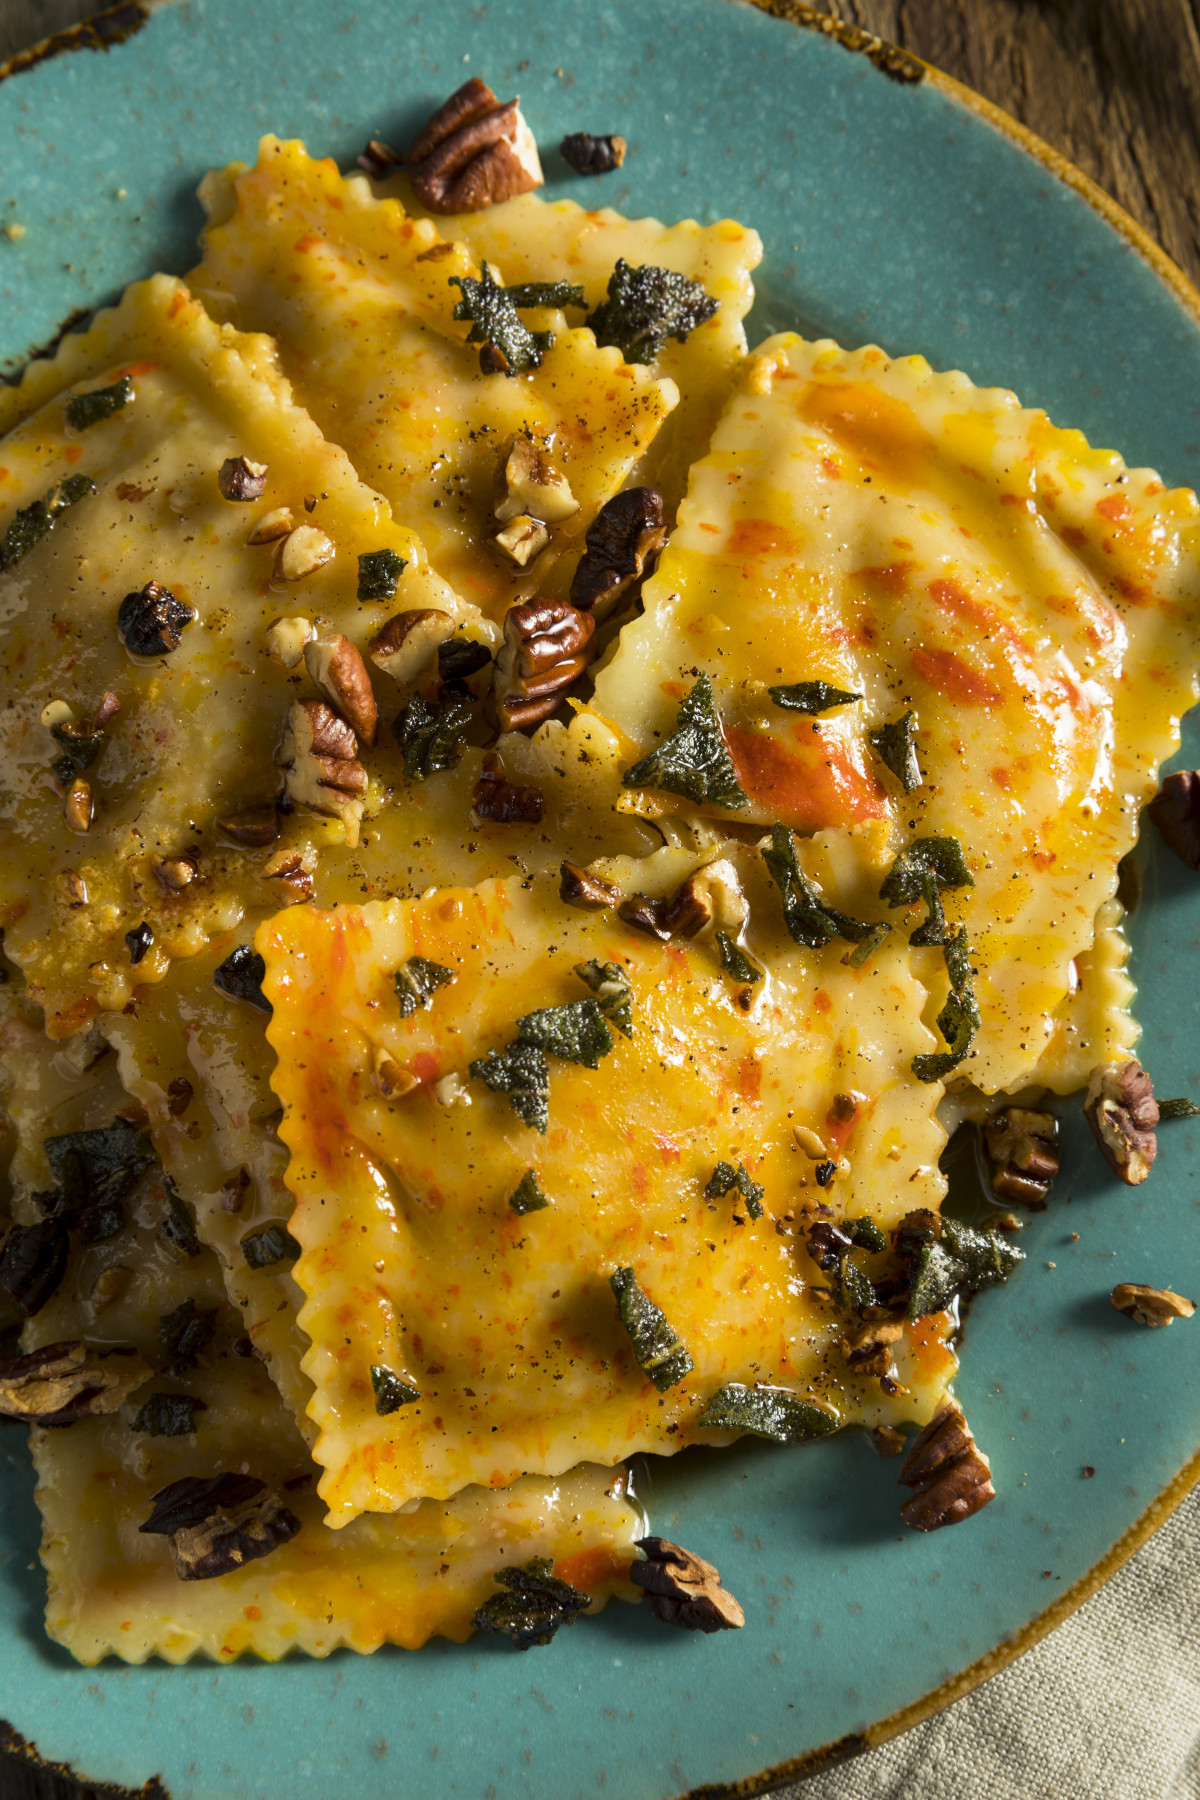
left=357, top=137, right=403, bottom=178
left=374, top=1046, right=418, bottom=1099
left=265, top=614, right=315, bottom=669
left=494, top=434, right=579, bottom=525
left=494, top=512, right=551, bottom=567
left=261, top=844, right=316, bottom=901
left=984, top=1107, right=1060, bottom=1207
left=89, top=1265, right=131, bottom=1314
left=117, top=581, right=195, bottom=656
left=303, top=632, right=379, bottom=745
left=217, top=456, right=268, bottom=501
left=0, top=1339, right=150, bottom=1426
left=274, top=524, right=334, bottom=583
left=368, top=608, right=456, bottom=685
left=570, top=486, right=667, bottom=622
left=40, top=698, right=75, bottom=731
left=139, top=1472, right=301, bottom=1581
left=793, top=1124, right=829, bottom=1160
left=1148, top=769, right=1200, bottom=869
left=408, top=77, right=543, bottom=214
left=630, top=1536, right=745, bottom=1632
left=151, top=848, right=200, bottom=892
left=167, top=1076, right=194, bottom=1117
left=1110, top=1282, right=1196, bottom=1326
left=899, top=1401, right=995, bottom=1531
left=64, top=775, right=93, bottom=833
left=472, top=751, right=543, bottom=823
left=617, top=860, right=744, bottom=942
left=218, top=805, right=280, bottom=848
left=53, top=1022, right=109, bottom=1077
left=559, top=131, right=627, bottom=176
left=870, top=1424, right=906, bottom=1457
left=842, top=1317, right=904, bottom=1388
left=494, top=597, right=595, bottom=730
left=275, top=699, right=368, bottom=846
left=434, top=1072, right=473, bottom=1107
left=560, top=860, right=621, bottom=910
left=1084, top=1059, right=1159, bottom=1185
left=220, top=1167, right=251, bottom=1213
left=247, top=506, right=295, bottom=545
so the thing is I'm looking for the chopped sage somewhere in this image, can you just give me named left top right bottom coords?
left=472, top=1557, right=591, bottom=1649
left=159, top=1297, right=216, bottom=1377
left=574, top=960, right=633, bottom=1037
left=841, top=922, right=892, bottom=968
left=622, top=674, right=747, bottom=811
left=80, top=1202, right=125, bottom=1244
left=469, top=1040, right=551, bottom=1133
left=516, top=997, right=613, bottom=1069
left=49, top=718, right=103, bottom=780
left=0, top=473, right=95, bottom=571
left=370, top=1364, right=421, bottom=1414
left=450, top=267, right=555, bottom=374
left=131, top=1393, right=206, bottom=1437
left=762, top=824, right=874, bottom=949
left=768, top=681, right=862, bottom=716
left=837, top=1254, right=876, bottom=1314
left=65, top=375, right=133, bottom=431
left=845, top=1216, right=887, bottom=1253
left=0, top=1219, right=69, bottom=1318
left=586, top=259, right=719, bottom=364
left=715, top=930, right=762, bottom=983
left=241, top=1224, right=301, bottom=1269
left=502, top=281, right=587, bottom=311
left=879, top=837, right=974, bottom=946
left=906, top=1216, right=1024, bottom=1320
left=394, top=955, right=454, bottom=1018
left=508, top=1170, right=551, bottom=1215
left=357, top=548, right=407, bottom=600
left=158, top=1178, right=200, bottom=1261
left=39, top=1118, right=155, bottom=1227
left=911, top=926, right=981, bottom=1082
left=703, top=1160, right=764, bottom=1220
left=1159, top=1097, right=1200, bottom=1120
left=869, top=711, right=922, bottom=792
left=610, top=1266, right=694, bottom=1390
left=394, top=691, right=474, bottom=781
left=698, top=1383, right=839, bottom=1444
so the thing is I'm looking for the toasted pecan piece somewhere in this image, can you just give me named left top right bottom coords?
left=899, top=1400, right=995, bottom=1531
left=631, top=1536, right=744, bottom=1632
left=409, top=77, right=543, bottom=213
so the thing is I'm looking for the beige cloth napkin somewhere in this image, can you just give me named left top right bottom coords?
left=783, top=1484, right=1200, bottom=1799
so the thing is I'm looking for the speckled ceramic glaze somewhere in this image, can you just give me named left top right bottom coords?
left=3, top=3, right=1200, bottom=1796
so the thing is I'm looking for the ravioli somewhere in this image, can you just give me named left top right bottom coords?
left=261, top=840, right=957, bottom=1526
left=193, top=138, right=677, bottom=615
left=0, top=274, right=478, bottom=1037
left=0, top=1002, right=641, bottom=1664
left=586, top=335, right=1200, bottom=1094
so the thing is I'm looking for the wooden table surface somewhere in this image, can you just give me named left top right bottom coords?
left=1, top=0, right=1199, bottom=1796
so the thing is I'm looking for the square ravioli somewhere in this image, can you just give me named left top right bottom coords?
left=193, top=138, right=677, bottom=615
left=586, top=334, right=1200, bottom=1094
left=0, top=1001, right=641, bottom=1664
left=260, top=840, right=957, bottom=1526
left=0, top=274, right=478, bottom=1036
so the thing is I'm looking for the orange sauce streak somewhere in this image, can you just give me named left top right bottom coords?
left=726, top=517, right=802, bottom=558
left=725, top=724, right=886, bottom=828
left=555, top=1545, right=634, bottom=1592
left=911, top=647, right=1004, bottom=707
left=798, top=380, right=937, bottom=486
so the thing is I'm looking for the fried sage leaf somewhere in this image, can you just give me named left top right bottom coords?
left=703, top=1160, right=764, bottom=1220
left=502, top=281, right=587, bottom=311
left=213, top=944, right=271, bottom=1013
left=905, top=1215, right=1024, bottom=1320
left=516, top=997, right=613, bottom=1069
left=0, top=473, right=95, bottom=572
left=611, top=1266, right=694, bottom=1391
left=715, top=930, right=763, bottom=983
left=39, top=1118, right=155, bottom=1227
left=586, top=259, right=719, bottom=364
left=622, top=674, right=747, bottom=811
left=158, top=1178, right=200, bottom=1261
left=1159, top=1097, right=1200, bottom=1120
left=911, top=926, right=980, bottom=1082
left=697, top=1383, right=838, bottom=1444
left=869, top=710, right=922, bottom=792
left=762, top=824, right=874, bottom=948
left=394, top=955, right=455, bottom=1018
left=469, top=1040, right=551, bottom=1133
left=370, top=1364, right=422, bottom=1414
left=356, top=548, right=407, bottom=600
left=241, top=1223, right=301, bottom=1269
left=159, top=1297, right=217, bottom=1377
left=472, top=1556, right=591, bottom=1649
left=131, top=1393, right=207, bottom=1437
left=139, top=1472, right=301, bottom=1581
left=0, top=1219, right=69, bottom=1317
left=573, top=960, right=634, bottom=1036
left=65, top=375, right=133, bottom=431
left=768, top=681, right=862, bottom=716
left=0, top=1339, right=150, bottom=1426
left=394, top=691, right=474, bottom=781
left=879, top=837, right=974, bottom=946
left=449, top=267, right=556, bottom=374
left=508, top=1170, right=551, bottom=1215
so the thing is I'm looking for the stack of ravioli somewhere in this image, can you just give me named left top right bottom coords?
left=0, top=119, right=1197, bottom=1666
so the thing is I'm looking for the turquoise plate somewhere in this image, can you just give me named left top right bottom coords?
left=4, top=2, right=1200, bottom=1795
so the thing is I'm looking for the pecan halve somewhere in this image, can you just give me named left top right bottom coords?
left=984, top=1107, right=1060, bottom=1207
left=0, top=1339, right=150, bottom=1426
left=1084, top=1059, right=1158, bottom=1186
left=368, top=609, right=456, bottom=685
left=139, top=1472, right=301, bottom=1581
left=899, top=1400, right=995, bottom=1531
left=1111, top=1282, right=1196, bottom=1327
left=1148, top=769, right=1200, bottom=869
left=304, top=632, right=379, bottom=745
left=408, top=77, right=543, bottom=214
left=570, top=487, right=667, bottom=622
left=494, top=597, right=596, bottom=731
left=631, top=1536, right=744, bottom=1632
left=275, top=699, right=368, bottom=847
left=472, top=751, right=543, bottom=823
